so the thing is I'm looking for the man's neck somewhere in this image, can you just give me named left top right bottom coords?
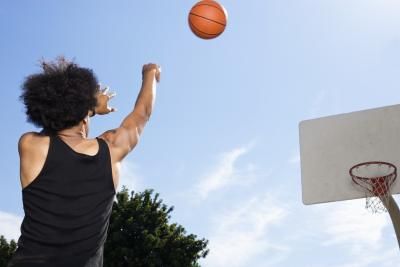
left=56, top=122, right=87, bottom=139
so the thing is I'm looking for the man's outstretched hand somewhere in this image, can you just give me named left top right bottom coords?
left=93, top=84, right=117, bottom=116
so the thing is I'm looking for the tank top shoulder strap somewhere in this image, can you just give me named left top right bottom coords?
left=50, top=134, right=71, bottom=154
left=95, top=137, right=110, bottom=158
left=45, top=133, right=56, bottom=156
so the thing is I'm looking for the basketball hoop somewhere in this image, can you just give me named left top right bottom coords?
left=350, top=161, right=397, bottom=213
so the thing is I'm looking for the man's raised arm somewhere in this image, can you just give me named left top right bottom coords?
left=99, top=63, right=161, bottom=161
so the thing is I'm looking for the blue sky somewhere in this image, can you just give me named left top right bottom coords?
left=1, top=0, right=400, bottom=266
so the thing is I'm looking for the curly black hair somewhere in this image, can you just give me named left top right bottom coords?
left=20, top=57, right=98, bottom=132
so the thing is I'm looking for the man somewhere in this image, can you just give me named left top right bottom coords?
left=8, top=57, right=160, bottom=267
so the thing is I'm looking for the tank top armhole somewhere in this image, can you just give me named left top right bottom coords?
left=96, top=137, right=117, bottom=195
left=22, top=135, right=53, bottom=191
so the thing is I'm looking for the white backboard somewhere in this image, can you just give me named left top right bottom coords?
left=299, top=104, right=400, bottom=205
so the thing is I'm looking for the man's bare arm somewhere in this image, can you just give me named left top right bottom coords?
left=99, top=63, right=160, bottom=161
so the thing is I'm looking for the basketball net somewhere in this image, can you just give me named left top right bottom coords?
left=350, top=162, right=397, bottom=213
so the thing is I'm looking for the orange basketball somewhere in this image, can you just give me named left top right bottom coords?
left=188, top=0, right=228, bottom=39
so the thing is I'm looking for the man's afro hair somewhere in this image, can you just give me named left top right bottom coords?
left=20, top=57, right=98, bottom=132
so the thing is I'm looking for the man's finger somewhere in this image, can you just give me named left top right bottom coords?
left=108, top=92, right=117, bottom=99
left=102, top=86, right=110, bottom=95
left=108, top=106, right=117, bottom=112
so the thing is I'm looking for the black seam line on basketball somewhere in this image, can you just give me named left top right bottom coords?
left=194, top=3, right=226, bottom=17
left=189, top=22, right=220, bottom=36
left=189, top=20, right=219, bottom=37
left=189, top=12, right=226, bottom=27
left=189, top=21, right=217, bottom=37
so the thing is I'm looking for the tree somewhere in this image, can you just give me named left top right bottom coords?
left=0, top=235, right=17, bottom=267
left=104, top=188, right=209, bottom=267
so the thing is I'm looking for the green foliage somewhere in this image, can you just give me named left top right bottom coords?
left=0, top=235, right=17, bottom=267
left=104, top=187, right=209, bottom=267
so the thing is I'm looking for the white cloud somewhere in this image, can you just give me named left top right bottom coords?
left=310, top=199, right=400, bottom=267
left=195, top=142, right=257, bottom=199
left=117, top=160, right=143, bottom=193
left=320, top=200, right=388, bottom=253
left=325, top=247, right=399, bottom=267
left=0, top=211, right=22, bottom=242
left=203, top=194, right=289, bottom=267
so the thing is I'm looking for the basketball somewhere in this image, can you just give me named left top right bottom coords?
left=188, top=0, right=228, bottom=40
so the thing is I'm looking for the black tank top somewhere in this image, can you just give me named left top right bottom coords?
left=8, top=134, right=116, bottom=267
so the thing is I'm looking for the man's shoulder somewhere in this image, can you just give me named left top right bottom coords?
left=18, top=131, right=49, bottom=152
left=19, top=131, right=46, bottom=142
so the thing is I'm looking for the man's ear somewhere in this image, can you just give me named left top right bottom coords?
left=83, top=114, right=89, bottom=124
left=88, top=109, right=95, bottom=117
